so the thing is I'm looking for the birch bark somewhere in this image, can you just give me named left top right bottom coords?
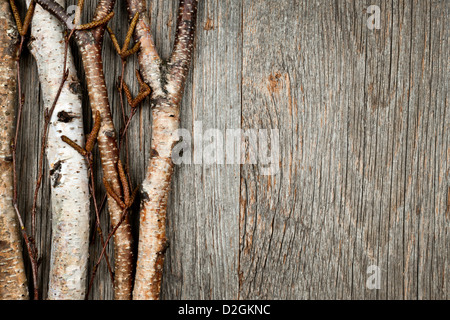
left=26, top=0, right=90, bottom=300
left=35, top=0, right=134, bottom=299
left=77, top=33, right=134, bottom=300
left=126, top=0, right=199, bottom=300
left=0, top=0, right=29, bottom=300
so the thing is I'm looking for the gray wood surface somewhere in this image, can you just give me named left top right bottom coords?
left=15, top=0, right=449, bottom=300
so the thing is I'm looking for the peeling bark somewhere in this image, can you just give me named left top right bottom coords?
left=0, top=0, right=29, bottom=300
left=126, top=0, right=199, bottom=300
left=35, top=0, right=134, bottom=300
left=26, top=0, right=90, bottom=300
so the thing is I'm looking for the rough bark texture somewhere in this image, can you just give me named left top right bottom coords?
left=126, top=0, right=164, bottom=99
left=15, top=0, right=449, bottom=300
left=26, top=0, right=90, bottom=300
left=75, top=7, right=134, bottom=302
left=35, top=0, right=134, bottom=300
left=0, top=0, right=29, bottom=300
left=77, top=36, right=134, bottom=300
left=127, top=0, right=198, bottom=300
left=91, top=0, right=115, bottom=45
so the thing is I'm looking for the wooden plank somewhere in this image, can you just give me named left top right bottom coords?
left=239, top=0, right=449, bottom=300
left=12, top=0, right=449, bottom=300
left=161, top=0, right=242, bottom=299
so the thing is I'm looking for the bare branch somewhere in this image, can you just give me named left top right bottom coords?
left=128, top=0, right=199, bottom=300
left=34, top=0, right=70, bottom=28
left=126, top=0, right=164, bottom=98
left=91, top=0, right=116, bottom=44
left=167, top=0, right=199, bottom=105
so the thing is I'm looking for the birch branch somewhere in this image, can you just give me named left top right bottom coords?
left=0, top=0, right=29, bottom=300
left=91, top=0, right=115, bottom=45
left=26, top=0, right=90, bottom=300
left=167, top=0, right=199, bottom=104
left=127, top=0, right=199, bottom=300
left=35, top=0, right=134, bottom=300
left=125, top=0, right=163, bottom=99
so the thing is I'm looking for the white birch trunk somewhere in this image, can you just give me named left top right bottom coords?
left=27, top=0, right=90, bottom=300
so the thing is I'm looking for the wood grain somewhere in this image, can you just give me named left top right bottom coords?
left=14, top=0, right=448, bottom=299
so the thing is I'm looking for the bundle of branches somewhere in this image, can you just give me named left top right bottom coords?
left=0, top=0, right=28, bottom=300
left=2, top=0, right=199, bottom=300
left=34, top=0, right=135, bottom=300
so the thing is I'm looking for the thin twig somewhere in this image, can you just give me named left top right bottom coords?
left=86, top=205, right=131, bottom=300
left=87, top=155, right=115, bottom=284
left=10, top=3, right=39, bottom=299
left=31, top=67, right=69, bottom=232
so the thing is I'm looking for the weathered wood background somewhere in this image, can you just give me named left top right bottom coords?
left=14, top=0, right=449, bottom=299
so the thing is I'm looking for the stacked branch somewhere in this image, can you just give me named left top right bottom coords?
left=35, top=0, right=134, bottom=299
left=126, top=0, right=199, bottom=300
left=26, top=0, right=90, bottom=300
left=0, top=0, right=29, bottom=300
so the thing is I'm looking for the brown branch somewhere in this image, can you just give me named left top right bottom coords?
left=87, top=185, right=139, bottom=300
left=91, top=0, right=116, bottom=45
left=117, top=160, right=130, bottom=206
left=167, top=0, right=199, bottom=104
left=86, top=205, right=130, bottom=300
left=107, top=17, right=145, bottom=201
left=126, top=0, right=164, bottom=99
left=87, top=158, right=115, bottom=286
